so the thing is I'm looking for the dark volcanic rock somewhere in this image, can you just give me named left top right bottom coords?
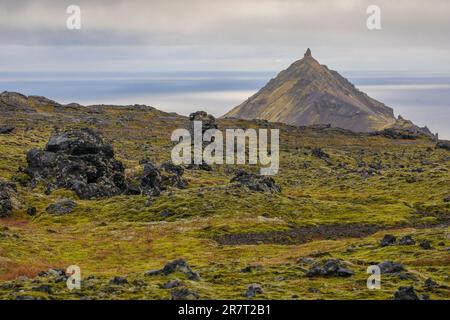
left=230, top=170, right=281, bottom=193
left=161, top=279, right=182, bottom=289
left=436, top=140, right=450, bottom=151
left=393, top=286, right=420, bottom=300
left=399, top=235, right=415, bottom=246
left=160, top=161, right=187, bottom=189
left=145, top=259, right=200, bottom=281
left=0, top=125, right=15, bottom=134
left=187, top=111, right=218, bottom=171
left=189, top=111, right=218, bottom=133
left=424, top=278, right=439, bottom=290
left=380, top=234, right=396, bottom=247
left=139, top=160, right=187, bottom=196
left=109, top=276, right=128, bottom=286
left=419, top=240, right=432, bottom=250
left=27, top=207, right=37, bottom=216
left=377, top=261, right=404, bottom=274
left=25, top=128, right=128, bottom=199
left=32, top=284, right=52, bottom=294
left=0, top=179, right=16, bottom=218
left=312, top=148, right=331, bottom=163
left=140, top=161, right=162, bottom=196
left=170, top=288, right=199, bottom=300
left=45, top=199, right=77, bottom=215
left=306, top=259, right=354, bottom=277
left=245, top=283, right=264, bottom=298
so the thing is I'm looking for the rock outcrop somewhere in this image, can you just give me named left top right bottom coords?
left=25, top=129, right=187, bottom=199
left=25, top=128, right=128, bottom=199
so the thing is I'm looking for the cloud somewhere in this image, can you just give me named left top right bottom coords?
left=0, top=0, right=449, bottom=71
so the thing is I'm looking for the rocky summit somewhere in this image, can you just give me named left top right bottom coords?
left=0, top=91, right=449, bottom=300
left=225, top=49, right=432, bottom=135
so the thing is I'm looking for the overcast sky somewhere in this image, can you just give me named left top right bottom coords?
left=0, top=0, right=449, bottom=72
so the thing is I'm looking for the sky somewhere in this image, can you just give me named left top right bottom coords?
left=0, top=0, right=449, bottom=73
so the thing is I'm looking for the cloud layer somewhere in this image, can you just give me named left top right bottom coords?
left=0, top=0, right=449, bottom=71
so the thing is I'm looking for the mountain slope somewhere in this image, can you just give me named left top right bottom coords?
left=225, top=49, right=398, bottom=132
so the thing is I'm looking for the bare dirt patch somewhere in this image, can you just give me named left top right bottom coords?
left=213, top=224, right=382, bottom=245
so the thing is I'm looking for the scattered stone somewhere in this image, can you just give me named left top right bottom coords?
left=0, top=179, right=16, bottom=218
left=380, top=234, right=396, bottom=247
left=240, top=265, right=263, bottom=273
left=15, top=295, right=40, bottom=300
left=26, top=206, right=37, bottom=216
left=45, top=199, right=77, bottom=215
left=443, top=195, right=450, bottom=203
left=393, top=286, right=420, bottom=300
left=377, top=261, right=404, bottom=274
left=312, top=148, right=330, bottom=162
left=171, top=288, right=199, bottom=300
left=37, top=268, right=68, bottom=283
left=419, top=240, right=432, bottom=250
left=25, top=128, right=128, bottom=199
left=0, top=125, right=15, bottom=134
left=436, top=140, right=450, bottom=151
left=32, top=284, right=52, bottom=294
left=145, top=259, right=200, bottom=281
left=160, top=209, right=175, bottom=218
left=245, top=284, right=264, bottom=298
left=109, top=276, right=128, bottom=286
left=306, top=259, right=354, bottom=277
left=161, top=279, right=182, bottom=289
left=307, top=287, right=321, bottom=294
left=424, top=278, right=439, bottom=290
left=230, top=170, right=281, bottom=193
left=399, top=235, right=415, bottom=246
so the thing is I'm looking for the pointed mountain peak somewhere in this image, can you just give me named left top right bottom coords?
left=304, top=48, right=312, bottom=58
left=225, top=50, right=400, bottom=133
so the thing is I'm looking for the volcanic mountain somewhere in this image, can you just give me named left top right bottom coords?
left=225, top=49, right=399, bottom=132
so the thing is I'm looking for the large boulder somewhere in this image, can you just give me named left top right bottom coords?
left=189, top=111, right=218, bottom=134
left=25, top=128, right=127, bottom=199
left=139, top=160, right=187, bottom=196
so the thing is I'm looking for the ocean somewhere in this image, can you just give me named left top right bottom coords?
left=0, top=71, right=449, bottom=139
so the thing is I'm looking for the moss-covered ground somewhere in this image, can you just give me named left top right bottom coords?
left=0, top=100, right=449, bottom=299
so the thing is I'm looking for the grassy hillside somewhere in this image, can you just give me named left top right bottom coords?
left=0, top=94, right=449, bottom=300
